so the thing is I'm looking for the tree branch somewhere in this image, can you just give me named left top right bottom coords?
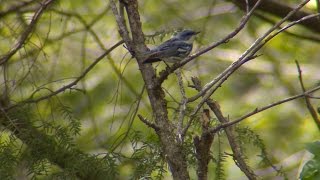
left=295, top=60, right=320, bottom=130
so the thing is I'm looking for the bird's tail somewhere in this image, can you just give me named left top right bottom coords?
left=142, top=57, right=161, bottom=64
left=141, top=50, right=162, bottom=64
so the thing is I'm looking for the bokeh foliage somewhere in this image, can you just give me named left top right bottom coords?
left=0, top=0, right=320, bottom=179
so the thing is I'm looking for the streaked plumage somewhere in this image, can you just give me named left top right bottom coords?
left=143, top=30, right=199, bottom=64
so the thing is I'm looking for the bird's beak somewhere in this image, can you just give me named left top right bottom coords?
left=194, top=31, right=200, bottom=35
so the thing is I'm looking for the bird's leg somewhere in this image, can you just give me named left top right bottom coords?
left=154, top=63, right=160, bottom=72
left=163, top=61, right=171, bottom=70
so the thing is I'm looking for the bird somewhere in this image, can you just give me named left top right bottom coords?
left=142, top=30, right=200, bottom=64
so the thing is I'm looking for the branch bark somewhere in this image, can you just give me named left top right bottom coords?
left=193, top=109, right=214, bottom=180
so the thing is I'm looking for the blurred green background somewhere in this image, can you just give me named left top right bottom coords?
left=1, top=0, right=320, bottom=179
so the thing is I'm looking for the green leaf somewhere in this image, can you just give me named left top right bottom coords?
left=306, top=141, right=320, bottom=157
left=300, top=159, right=320, bottom=180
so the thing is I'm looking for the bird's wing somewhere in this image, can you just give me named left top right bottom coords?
left=149, top=41, right=192, bottom=58
left=143, top=41, right=193, bottom=63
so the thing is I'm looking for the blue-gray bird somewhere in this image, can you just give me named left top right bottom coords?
left=143, top=30, right=200, bottom=64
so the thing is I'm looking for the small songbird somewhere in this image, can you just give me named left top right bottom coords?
left=143, top=30, right=200, bottom=64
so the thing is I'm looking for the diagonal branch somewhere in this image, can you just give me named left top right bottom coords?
left=193, top=13, right=320, bottom=118
left=158, top=0, right=263, bottom=83
left=0, top=0, right=35, bottom=19
left=295, top=60, right=320, bottom=130
left=0, top=0, right=56, bottom=65
left=229, top=0, right=320, bottom=33
left=208, top=85, right=320, bottom=134
left=189, top=0, right=312, bottom=106
left=193, top=109, right=214, bottom=180
left=187, top=1, right=314, bottom=128
left=5, top=40, right=124, bottom=111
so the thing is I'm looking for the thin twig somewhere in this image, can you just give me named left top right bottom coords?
left=295, top=60, right=320, bottom=130
left=110, top=86, right=146, bottom=152
left=308, top=95, right=320, bottom=99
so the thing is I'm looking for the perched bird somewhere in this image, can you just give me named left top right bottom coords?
left=142, top=30, right=200, bottom=64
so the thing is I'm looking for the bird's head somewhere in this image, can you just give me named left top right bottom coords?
left=175, top=30, right=200, bottom=41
